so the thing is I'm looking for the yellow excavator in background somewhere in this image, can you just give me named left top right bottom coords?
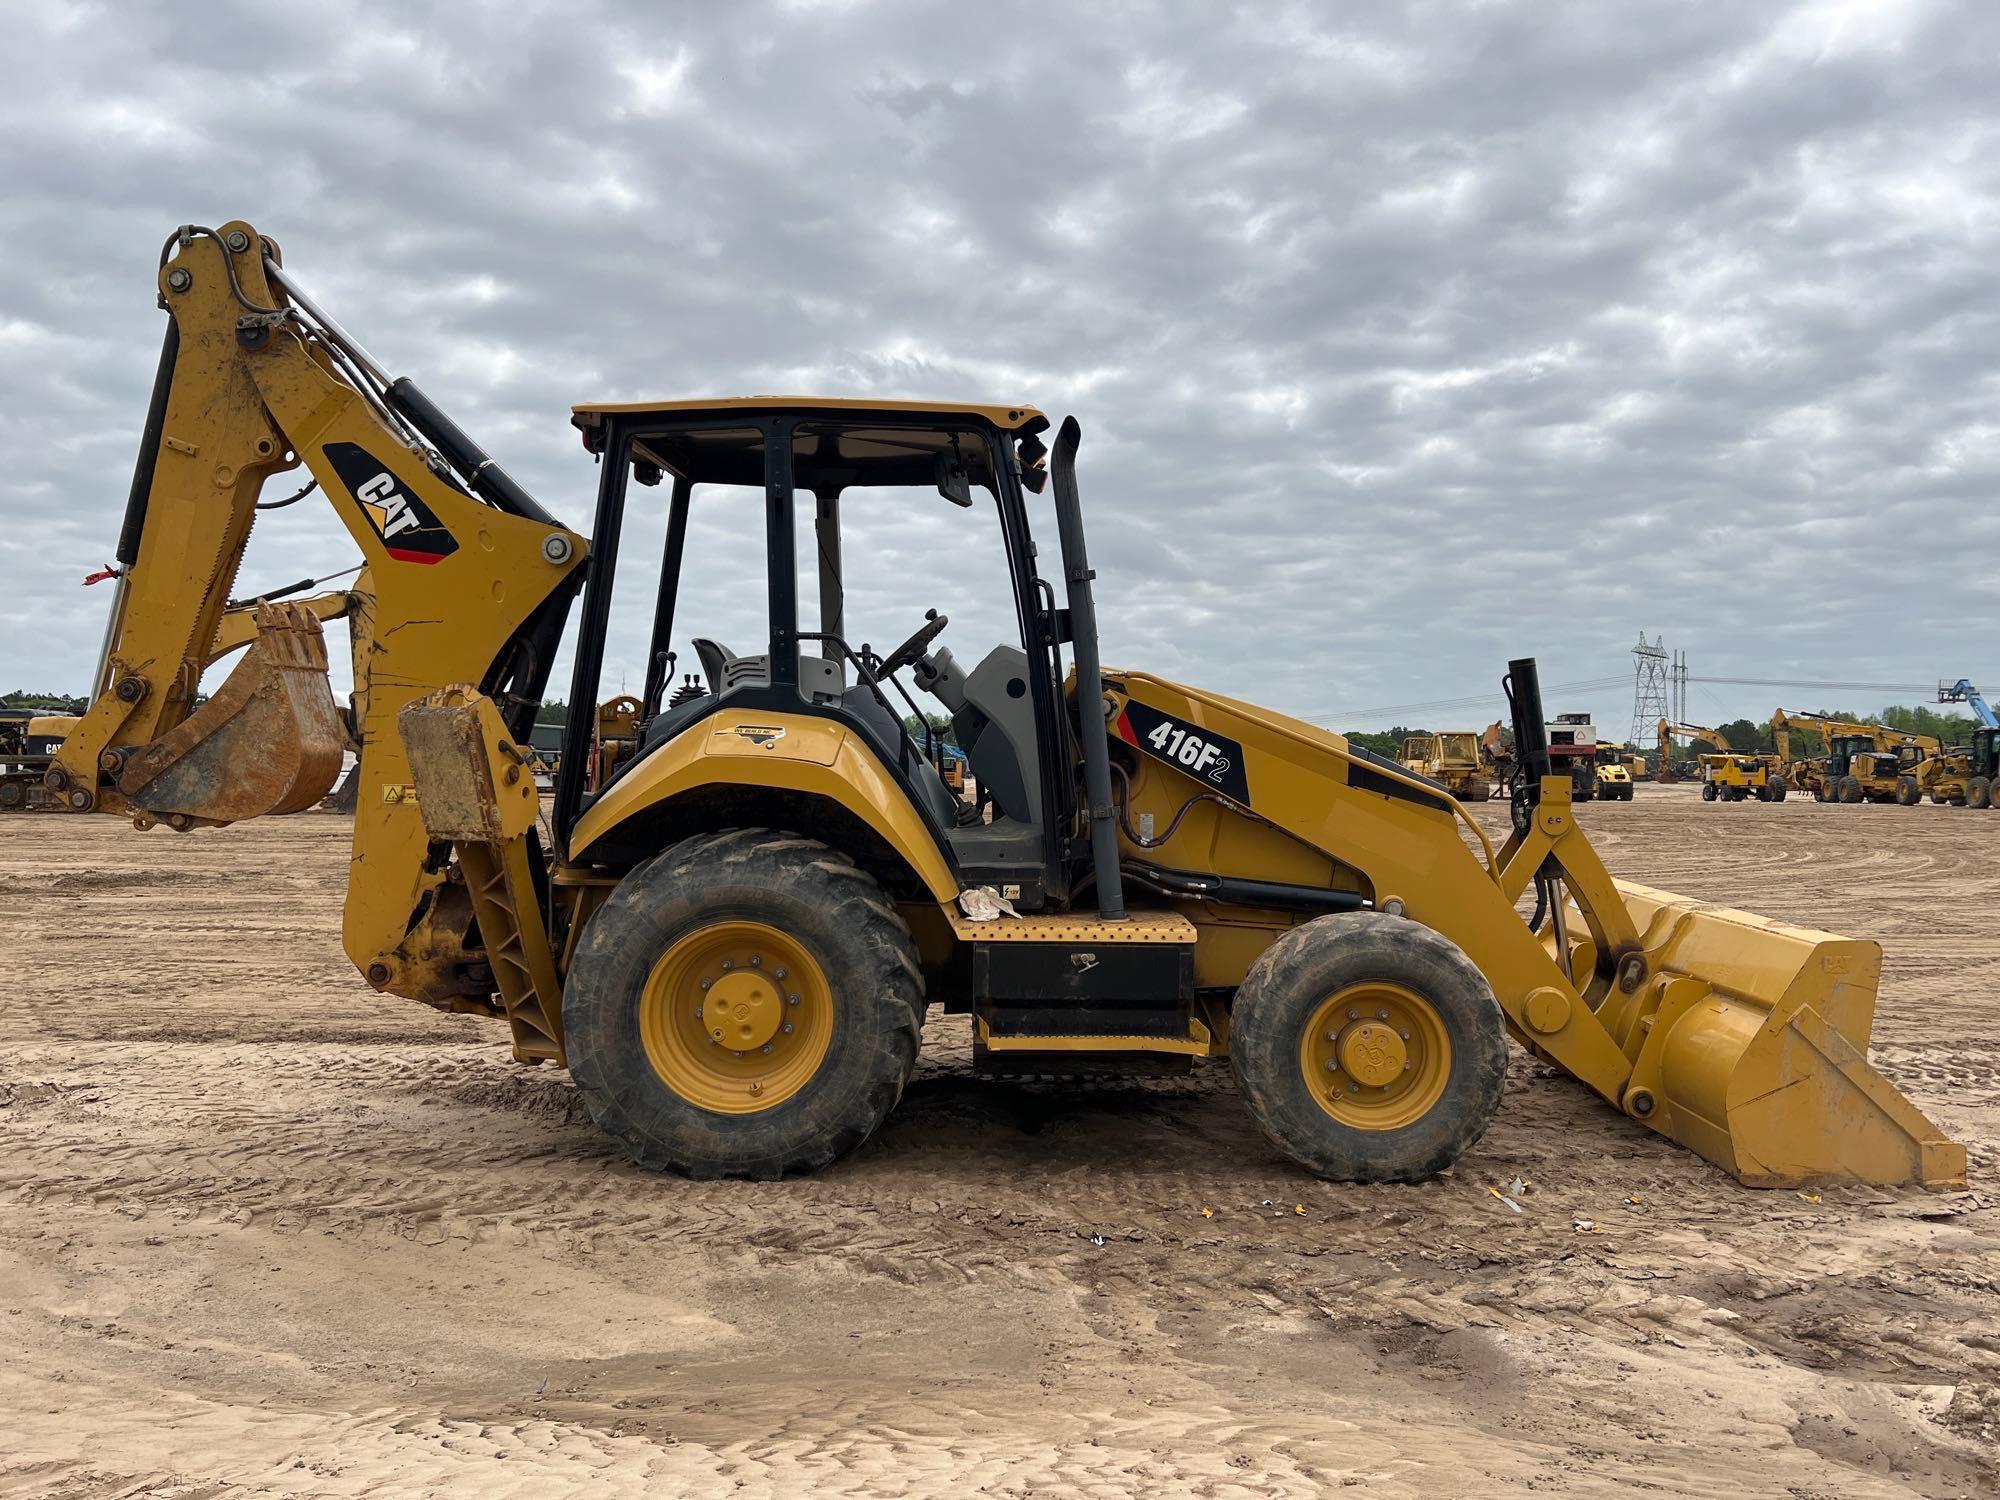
left=1655, top=720, right=1785, bottom=804
left=1771, top=711, right=1936, bottom=805
left=11, top=220, right=1962, bottom=1191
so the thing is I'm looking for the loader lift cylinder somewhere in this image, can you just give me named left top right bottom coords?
left=1049, top=418, right=1124, bottom=919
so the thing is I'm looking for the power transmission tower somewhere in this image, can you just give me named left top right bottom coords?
left=1630, top=632, right=1670, bottom=746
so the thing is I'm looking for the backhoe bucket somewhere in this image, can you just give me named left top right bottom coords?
left=1585, top=882, right=1966, bottom=1189
left=117, top=601, right=347, bottom=824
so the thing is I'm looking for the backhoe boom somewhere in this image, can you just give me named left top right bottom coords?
left=44, top=222, right=586, bottom=1004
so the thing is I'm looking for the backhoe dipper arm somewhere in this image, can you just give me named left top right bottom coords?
left=48, top=221, right=587, bottom=1005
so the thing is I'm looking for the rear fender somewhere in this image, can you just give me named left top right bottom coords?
left=568, top=708, right=959, bottom=901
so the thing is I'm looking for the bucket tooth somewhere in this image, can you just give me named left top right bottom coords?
left=118, top=601, right=346, bottom=823
left=1602, top=882, right=1966, bottom=1190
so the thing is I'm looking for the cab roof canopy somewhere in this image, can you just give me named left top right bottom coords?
left=572, top=396, right=1046, bottom=493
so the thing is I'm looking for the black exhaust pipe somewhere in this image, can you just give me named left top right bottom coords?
left=1049, top=417, right=1124, bottom=920
left=1506, top=657, right=1552, bottom=806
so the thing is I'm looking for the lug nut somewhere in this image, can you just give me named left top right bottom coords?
left=774, top=967, right=787, bottom=980
left=1347, top=1009, right=1358, bottom=1021
left=733, top=1050, right=744, bottom=1059
left=721, top=959, right=733, bottom=970
left=760, top=1043, right=773, bottom=1055
left=749, top=955, right=762, bottom=967
left=781, top=1022, right=794, bottom=1035
left=787, top=993, right=800, bottom=1006
left=700, top=978, right=711, bottom=990
left=1376, top=1009, right=1388, bottom=1020
left=1399, top=1029, right=1409, bottom=1040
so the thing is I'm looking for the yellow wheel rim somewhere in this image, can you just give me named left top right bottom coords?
left=638, top=920, right=834, bottom=1115
left=1299, top=982, right=1451, bottom=1130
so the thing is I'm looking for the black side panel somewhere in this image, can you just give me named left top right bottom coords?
left=1345, top=743, right=1455, bottom=811
left=118, top=318, right=180, bottom=566
left=975, top=941, right=1193, bottom=1037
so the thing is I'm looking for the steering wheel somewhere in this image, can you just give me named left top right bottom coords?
left=876, top=609, right=948, bottom=678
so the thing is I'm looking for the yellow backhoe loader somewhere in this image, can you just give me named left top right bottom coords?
left=1771, top=711, right=1935, bottom=805
left=1655, top=720, right=1784, bottom=803
left=14, top=221, right=1963, bottom=1191
left=1397, top=731, right=1494, bottom=801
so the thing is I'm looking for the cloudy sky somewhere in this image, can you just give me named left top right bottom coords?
left=4, top=0, right=1996, bottom=743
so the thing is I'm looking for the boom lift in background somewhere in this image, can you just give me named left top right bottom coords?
left=10, top=220, right=1963, bottom=1192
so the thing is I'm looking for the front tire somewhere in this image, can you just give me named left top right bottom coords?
left=1895, top=776, right=1921, bottom=807
left=1970, top=776, right=1993, bottom=810
left=1837, top=776, right=1863, bottom=804
left=566, top=829, right=922, bottom=1179
left=1230, top=912, right=1509, bottom=1183
left=1701, top=782, right=1717, bottom=802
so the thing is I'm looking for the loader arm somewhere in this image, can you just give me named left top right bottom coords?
left=1110, top=671, right=1964, bottom=1189
left=42, top=222, right=587, bottom=1004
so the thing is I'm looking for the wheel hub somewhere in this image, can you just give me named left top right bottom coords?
left=1299, top=981, right=1452, bottom=1131
left=637, top=920, right=833, bottom=1115
left=705, top=971, right=782, bottom=1050
left=1336, top=1020, right=1406, bottom=1086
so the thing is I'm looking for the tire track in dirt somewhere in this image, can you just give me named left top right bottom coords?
left=4, top=801, right=1997, bottom=1495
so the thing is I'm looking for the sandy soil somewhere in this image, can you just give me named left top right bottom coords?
left=2, top=784, right=1995, bottom=1498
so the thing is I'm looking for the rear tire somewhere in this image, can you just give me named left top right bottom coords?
left=1770, top=778, right=1787, bottom=802
left=1970, top=776, right=1993, bottom=810
left=1837, top=776, right=1863, bottom=804
left=1895, top=776, right=1921, bottom=807
left=566, top=829, right=922, bottom=1179
left=1230, top=912, right=1508, bottom=1183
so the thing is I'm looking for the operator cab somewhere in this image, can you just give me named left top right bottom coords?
left=557, top=399, right=1072, bottom=906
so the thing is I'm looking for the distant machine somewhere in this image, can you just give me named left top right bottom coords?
left=1546, top=712, right=1598, bottom=800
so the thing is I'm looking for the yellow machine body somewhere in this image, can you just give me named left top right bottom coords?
left=19, top=218, right=1964, bottom=1194
left=1397, top=731, right=1493, bottom=801
left=1107, top=674, right=1962, bottom=1188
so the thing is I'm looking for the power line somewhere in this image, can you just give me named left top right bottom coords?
left=1688, top=675, right=1947, bottom=694
left=1314, top=674, right=1629, bottom=725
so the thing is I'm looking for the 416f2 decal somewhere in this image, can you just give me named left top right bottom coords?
left=1116, top=700, right=1251, bottom=804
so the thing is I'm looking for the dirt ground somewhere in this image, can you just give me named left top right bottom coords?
left=2, top=784, right=1995, bottom=1498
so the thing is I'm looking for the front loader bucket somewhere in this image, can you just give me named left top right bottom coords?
left=1587, top=882, right=1966, bottom=1189
left=118, top=601, right=346, bottom=824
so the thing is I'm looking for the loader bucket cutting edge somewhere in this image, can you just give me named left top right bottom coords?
left=117, top=601, right=347, bottom=824
left=1584, top=881, right=1966, bottom=1190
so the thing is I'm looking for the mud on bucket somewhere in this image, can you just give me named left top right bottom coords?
left=117, top=601, right=348, bottom=825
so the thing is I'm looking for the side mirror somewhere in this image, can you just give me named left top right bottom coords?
left=934, top=452, right=973, bottom=507
left=1017, top=429, right=1048, bottom=493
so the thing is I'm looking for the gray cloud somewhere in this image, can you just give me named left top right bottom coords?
left=3, top=0, right=1995, bottom=742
